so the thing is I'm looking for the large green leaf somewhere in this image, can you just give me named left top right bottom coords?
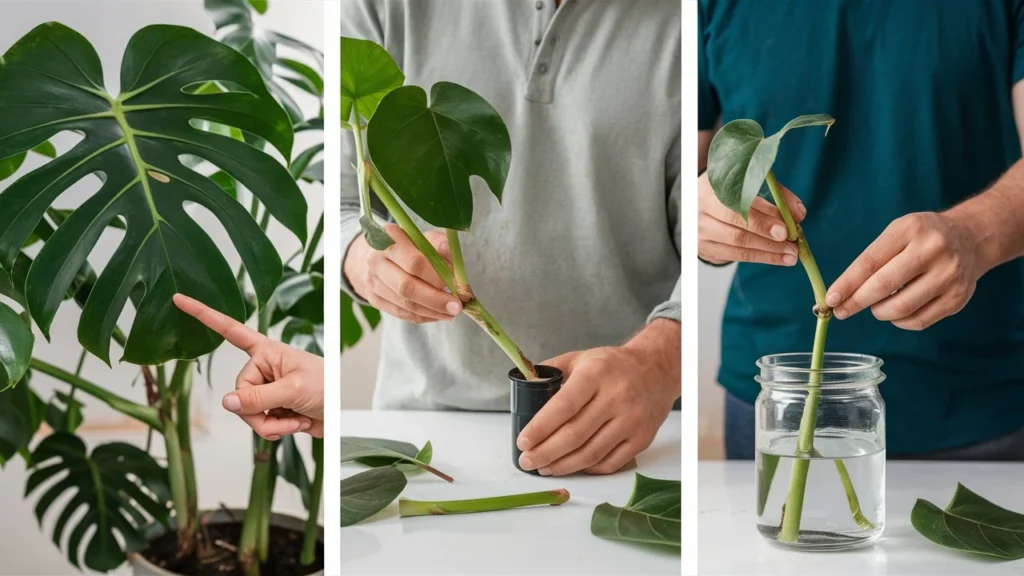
left=206, top=0, right=323, bottom=125
left=591, top=473, right=681, bottom=548
left=341, top=37, right=404, bottom=123
left=706, top=114, right=834, bottom=219
left=341, top=466, right=406, bottom=527
left=367, top=82, right=512, bottom=231
left=341, top=291, right=379, bottom=352
left=912, top=484, right=1024, bottom=560
left=0, top=301, right=32, bottom=390
left=0, top=372, right=45, bottom=466
left=0, top=140, right=57, bottom=182
left=26, top=433, right=171, bottom=572
left=0, top=23, right=306, bottom=365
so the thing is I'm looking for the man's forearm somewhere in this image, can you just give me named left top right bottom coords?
left=947, top=158, right=1024, bottom=271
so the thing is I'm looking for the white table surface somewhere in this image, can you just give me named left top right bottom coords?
left=341, top=410, right=681, bottom=576
left=699, top=461, right=1024, bottom=575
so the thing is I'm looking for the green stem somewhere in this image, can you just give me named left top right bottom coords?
left=463, top=300, right=538, bottom=380
left=366, top=168, right=457, bottom=293
left=302, top=214, right=323, bottom=273
left=172, top=362, right=198, bottom=536
left=28, top=358, right=161, bottom=429
left=766, top=171, right=872, bottom=542
left=301, top=437, right=324, bottom=566
left=239, top=436, right=272, bottom=576
left=446, top=229, right=471, bottom=300
left=399, top=488, right=570, bottom=518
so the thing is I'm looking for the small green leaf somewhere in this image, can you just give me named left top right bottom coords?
left=341, top=466, right=406, bottom=527
left=280, top=58, right=324, bottom=96
left=341, top=37, right=404, bottom=122
left=367, top=82, right=511, bottom=231
left=359, top=215, right=394, bottom=250
left=0, top=301, right=33, bottom=390
left=247, top=0, right=267, bottom=14
left=591, top=473, right=681, bottom=548
left=342, top=436, right=451, bottom=482
left=31, top=140, right=57, bottom=159
left=707, top=114, right=834, bottom=219
left=281, top=318, right=323, bottom=356
left=0, top=152, right=25, bottom=182
left=912, top=484, right=1024, bottom=560
left=270, top=270, right=323, bottom=325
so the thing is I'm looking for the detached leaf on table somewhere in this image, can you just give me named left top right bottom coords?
left=341, top=436, right=451, bottom=482
left=591, top=473, right=681, bottom=548
left=912, top=483, right=1024, bottom=560
left=341, top=466, right=406, bottom=527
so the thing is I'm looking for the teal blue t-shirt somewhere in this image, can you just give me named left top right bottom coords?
left=700, top=0, right=1024, bottom=454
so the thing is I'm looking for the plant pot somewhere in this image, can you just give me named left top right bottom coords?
left=510, top=365, right=563, bottom=475
left=127, top=508, right=324, bottom=576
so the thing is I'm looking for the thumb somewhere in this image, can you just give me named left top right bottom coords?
left=541, top=350, right=582, bottom=378
left=223, top=377, right=298, bottom=415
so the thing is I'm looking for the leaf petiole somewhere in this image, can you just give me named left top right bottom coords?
left=399, top=489, right=569, bottom=518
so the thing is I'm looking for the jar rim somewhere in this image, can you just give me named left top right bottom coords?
left=754, top=352, right=885, bottom=389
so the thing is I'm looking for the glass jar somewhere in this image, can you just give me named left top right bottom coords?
left=754, top=352, right=886, bottom=551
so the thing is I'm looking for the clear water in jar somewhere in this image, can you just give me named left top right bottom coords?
left=756, top=434, right=885, bottom=550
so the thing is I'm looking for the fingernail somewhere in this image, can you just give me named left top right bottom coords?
left=223, top=394, right=241, bottom=412
left=826, top=293, right=841, bottom=307
left=834, top=308, right=848, bottom=320
left=538, top=468, right=551, bottom=476
left=782, top=254, right=798, bottom=266
left=299, top=420, right=312, bottom=431
left=783, top=243, right=798, bottom=256
left=770, top=225, right=787, bottom=241
left=517, top=435, right=533, bottom=451
left=519, top=454, right=534, bottom=470
left=446, top=301, right=462, bottom=315
left=267, top=435, right=281, bottom=441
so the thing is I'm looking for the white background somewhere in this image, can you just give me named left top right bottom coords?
left=0, top=1, right=324, bottom=574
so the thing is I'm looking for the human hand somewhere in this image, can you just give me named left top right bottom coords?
left=698, top=171, right=806, bottom=265
left=515, top=320, right=680, bottom=476
left=826, top=212, right=985, bottom=330
left=343, top=224, right=463, bottom=323
left=172, top=294, right=324, bottom=439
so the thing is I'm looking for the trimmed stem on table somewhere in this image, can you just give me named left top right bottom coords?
left=399, top=489, right=570, bottom=518
left=765, top=171, right=873, bottom=543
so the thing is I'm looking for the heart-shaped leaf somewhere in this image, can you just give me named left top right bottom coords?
left=367, top=82, right=512, bottom=231
left=26, top=433, right=171, bottom=572
left=341, top=37, right=404, bottom=122
left=341, top=466, right=406, bottom=527
left=912, top=484, right=1024, bottom=560
left=707, top=114, right=834, bottom=219
left=0, top=23, right=307, bottom=365
left=206, top=0, right=323, bottom=125
left=591, top=473, right=681, bottom=548
left=0, top=301, right=32, bottom=390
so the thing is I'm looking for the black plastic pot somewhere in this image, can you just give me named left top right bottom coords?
left=509, top=365, right=563, bottom=475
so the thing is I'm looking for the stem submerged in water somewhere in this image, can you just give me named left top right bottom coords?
left=765, top=171, right=872, bottom=543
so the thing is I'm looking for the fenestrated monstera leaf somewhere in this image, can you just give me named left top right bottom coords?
left=206, top=0, right=323, bottom=125
left=0, top=23, right=307, bottom=366
left=367, top=82, right=512, bottom=231
left=0, top=301, right=32, bottom=390
left=707, top=114, right=834, bottom=220
left=26, top=433, right=171, bottom=572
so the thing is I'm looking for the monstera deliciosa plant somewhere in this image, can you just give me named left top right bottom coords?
left=0, top=1, right=324, bottom=574
left=342, top=36, right=537, bottom=379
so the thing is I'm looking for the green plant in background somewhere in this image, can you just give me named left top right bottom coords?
left=342, top=36, right=538, bottom=379
left=591, top=473, right=681, bottom=548
left=340, top=435, right=570, bottom=527
left=0, top=0, right=324, bottom=573
left=706, top=115, right=872, bottom=542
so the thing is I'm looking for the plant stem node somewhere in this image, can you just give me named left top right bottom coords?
left=812, top=305, right=833, bottom=319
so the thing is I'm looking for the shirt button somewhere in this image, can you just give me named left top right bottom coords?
left=535, top=1, right=544, bottom=9
left=538, top=64, right=549, bottom=75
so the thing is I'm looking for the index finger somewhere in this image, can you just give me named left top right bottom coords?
left=516, top=375, right=597, bottom=452
left=172, top=293, right=265, bottom=352
left=826, top=230, right=908, bottom=314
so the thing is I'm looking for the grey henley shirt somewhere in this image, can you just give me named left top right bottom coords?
left=342, top=0, right=681, bottom=410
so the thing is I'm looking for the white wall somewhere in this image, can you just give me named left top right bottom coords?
left=341, top=320, right=381, bottom=409
left=698, top=264, right=735, bottom=459
left=0, top=2, right=322, bottom=573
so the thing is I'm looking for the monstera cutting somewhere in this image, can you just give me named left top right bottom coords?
left=0, top=3, right=324, bottom=574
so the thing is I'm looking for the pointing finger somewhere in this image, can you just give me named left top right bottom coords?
left=173, top=293, right=265, bottom=353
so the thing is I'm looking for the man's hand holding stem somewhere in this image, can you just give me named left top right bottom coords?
left=515, top=319, right=681, bottom=476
